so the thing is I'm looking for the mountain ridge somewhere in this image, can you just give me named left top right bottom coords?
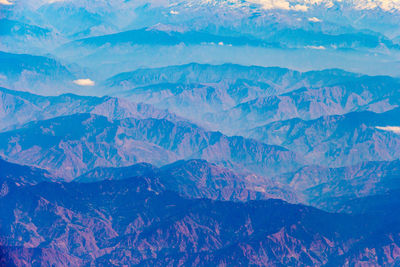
left=0, top=113, right=304, bottom=179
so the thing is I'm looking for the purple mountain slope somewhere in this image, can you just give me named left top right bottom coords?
left=0, top=113, right=304, bottom=179
left=0, top=87, right=180, bottom=131
left=76, top=156, right=400, bottom=211
left=76, top=159, right=297, bottom=203
left=1, top=175, right=400, bottom=266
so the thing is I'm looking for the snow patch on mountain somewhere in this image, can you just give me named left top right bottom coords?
left=247, top=0, right=400, bottom=12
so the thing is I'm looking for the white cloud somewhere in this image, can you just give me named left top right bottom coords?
left=376, top=126, right=400, bottom=134
left=308, top=17, right=322, bottom=22
left=73, top=78, right=95, bottom=86
left=305, top=45, right=326, bottom=50
left=0, top=0, right=13, bottom=5
left=170, top=10, right=179, bottom=14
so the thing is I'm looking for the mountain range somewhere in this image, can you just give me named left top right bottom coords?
left=1, top=165, right=400, bottom=266
left=104, top=63, right=400, bottom=134
left=2, top=1, right=400, bottom=265
left=0, top=51, right=75, bottom=94
left=273, top=159, right=400, bottom=211
left=0, top=87, right=180, bottom=131
left=0, top=112, right=303, bottom=179
left=248, top=107, right=400, bottom=166
left=75, top=158, right=296, bottom=202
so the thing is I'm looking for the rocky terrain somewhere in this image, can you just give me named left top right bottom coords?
left=0, top=87, right=180, bottom=131
left=0, top=113, right=303, bottom=179
left=2, top=0, right=400, bottom=265
left=1, top=168, right=400, bottom=266
left=248, top=108, right=400, bottom=166
left=76, top=159, right=297, bottom=202
left=105, top=64, right=400, bottom=134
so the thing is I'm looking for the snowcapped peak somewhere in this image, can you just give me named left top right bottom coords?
left=245, top=0, right=400, bottom=12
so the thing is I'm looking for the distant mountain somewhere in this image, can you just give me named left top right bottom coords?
left=1, top=175, right=400, bottom=266
left=0, top=87, right=180, bottom=131
left=6, top=0, right=400, bottom=77
left=0, top=19, right=61, bottom=54
left=36, top=1, right=110, bottom=37
left=62, top=21, right=399, bottom=52
left=106, top=64, right=400, bottom=134
left=105, top=63, right=360, bottom=90
left=9, top=0, right=400, bottom=39
left=76, top=159, right=297, bottom=202
left=0, top=51, right=74, bottom=94
left=0, top=51, right=72, bottom=79
left=67, top=27, right=278, bottom=48
left=105, top=63, right=367, bottom=129
left=0, top=19, right=50, bottom=38
left=248, top=108, right=400, bottom=167
left=0, top=113, right=303, bottom=179
left=210, top=75, right=400, bottom=133
left=262, top=27, right=398, bottom=49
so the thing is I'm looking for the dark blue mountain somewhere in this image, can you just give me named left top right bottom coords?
left=69, top=27, right=279, bottom=48
left=75, top=159, right=297, bottom=202
left=1, top=174, right=400, bottom=266
left=105, top=63, right=360, bottom=90
left=0, top=158, right=52, bottom=186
